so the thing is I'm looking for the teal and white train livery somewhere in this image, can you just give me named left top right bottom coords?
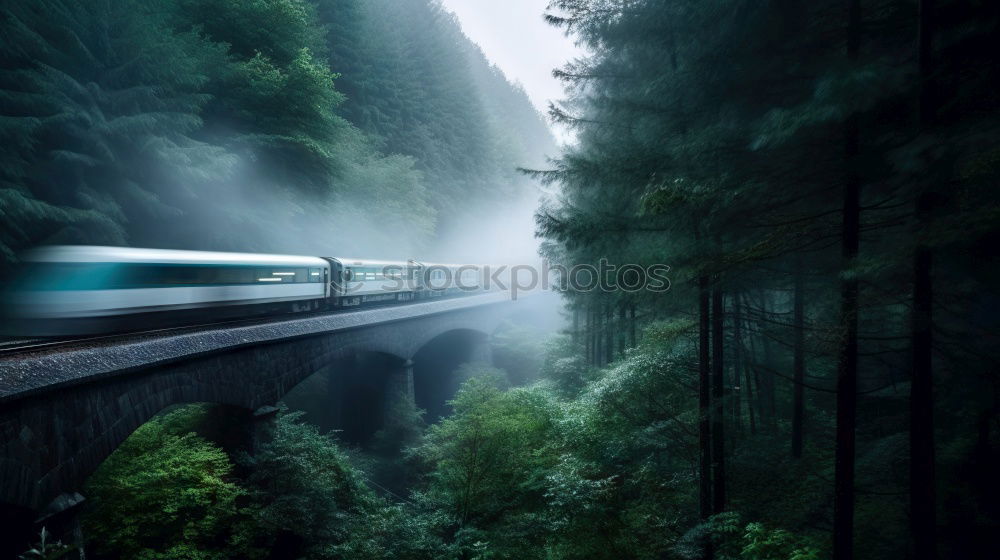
left=2, top=246, right=502, bottom=335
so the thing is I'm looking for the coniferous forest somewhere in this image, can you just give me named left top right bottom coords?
left=3, top=0, right=1000, bottom=559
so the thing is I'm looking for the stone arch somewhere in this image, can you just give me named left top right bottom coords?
left=281, top=349, right=413, bottom=445
left=0, top=336, right=323, bottom=512
left=0, top=378, right=260, bottom=514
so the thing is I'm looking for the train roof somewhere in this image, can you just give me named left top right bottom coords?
left=327, top=257, right=418, bottom=268
left=25, top=246, right=328, bottom=267
left=417, top=262, right=487, bottom=269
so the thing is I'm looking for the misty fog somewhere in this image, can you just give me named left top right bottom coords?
left=0, top=0, right=558, bottom=269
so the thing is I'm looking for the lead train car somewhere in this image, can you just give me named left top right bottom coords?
left=4, top=246, right=332, bottom=335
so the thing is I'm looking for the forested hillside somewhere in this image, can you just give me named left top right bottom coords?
left=0, top=0, right=554, bottom=264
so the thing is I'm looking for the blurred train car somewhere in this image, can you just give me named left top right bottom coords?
left=2, top=246, right=331, bottom=335
left=328, top=258, right=421, bottom=306
left=419, top=263, right=485, bottom=297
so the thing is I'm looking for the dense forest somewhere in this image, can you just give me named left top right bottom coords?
left=7, top=0, right=1000, bottom=559
left=0, top=0, right=554, bottom=264
left=534, top=0, right=1000, bottom=559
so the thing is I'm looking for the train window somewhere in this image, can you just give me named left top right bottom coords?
left=150, top=265, right=260, bottom=286
left=14, top=263, right=119, bottom=291
left=257, top=268, right=313, bottom=283
left=16, top=263, right=327, bottom=290
left=213, top=268, right=256, bottom=284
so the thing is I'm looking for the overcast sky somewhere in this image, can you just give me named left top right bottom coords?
left=438, top=0, right=585, bottom=142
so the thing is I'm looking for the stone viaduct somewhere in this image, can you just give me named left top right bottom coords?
left=0, top=293, right=523, bottom=552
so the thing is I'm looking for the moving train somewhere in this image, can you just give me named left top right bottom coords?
left=1, top=246, right=506, bottom=336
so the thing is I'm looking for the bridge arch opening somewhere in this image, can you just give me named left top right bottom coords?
left=412, top=328, right=492, bottom=423
left=80, top=401, right=257, bottom=478
left=281, top=351, right=411, bottom=446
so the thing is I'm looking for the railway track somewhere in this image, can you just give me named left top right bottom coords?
left=0, top=295, right=476, bottom=357
left=0, top=337, right=44, bottom=350
left=0, top=316, right=299, bottom=356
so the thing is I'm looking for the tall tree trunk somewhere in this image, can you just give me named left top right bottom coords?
left=743, top=292, right=767, bottom=429
left=734, top=292, right=757, bottom=434
left=731, top=320, right=743, bottom=435
left=629, top=302, right=637, bottom=347
left=760, top=293, right=778, bottom=429
left=711, top=284, right=726, bottom=513
left=605, top=299, right=614, bottom=365
left=585, top=301, right=593, bottom=365
left=918, top=0, right=937, bottom=127
left=572, top=301, right=579, bottom=346
left=911, top=2, right=937, bottom=557
left=618, top=304, right=627, bottom=356
left=792, top=258, right=806, bottom=458
left=594, top=301, right=602, bottom=366
left=911, top=195, right=936, bottom=560
left=699, top=275, right=712, bottom=520
left=592, top=301, right=599, bottom=366
left=743, top=355, right=757, bottom=435
left=834, top=2, right=862, bottom=558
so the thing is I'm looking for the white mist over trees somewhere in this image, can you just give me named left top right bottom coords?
left=0, top=0, right=556, bottom=265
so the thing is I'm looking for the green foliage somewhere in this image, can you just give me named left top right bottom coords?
left=537, top=344, right=703, bottom=558
left=739, top=522, right=820, bottom=560
left=413, top=375, right=559, bottom=557
left=236, top=409, right=451, bottom=558
left=239, top=410, right=372, bottom=554
left=399, top=333, right=820, bottom=560
left=538, top=333, right=593, bottom=398
left=81, top=404, right=455, bottom=559
left=452, top=362, right=512, bottom=389
left=676, top=513, right=820, bottom=560
left=175, top=0, right=324, bottom=65
left=82, top=406, right=259, bottom=559
left=372, top=396, right=427, bottom=458
left=368, top=395, right=428, bottom=493
left=330, top=501, right=453, bottom=560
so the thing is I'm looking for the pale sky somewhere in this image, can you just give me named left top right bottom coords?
left=438, top=0, right=585, bottom=142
